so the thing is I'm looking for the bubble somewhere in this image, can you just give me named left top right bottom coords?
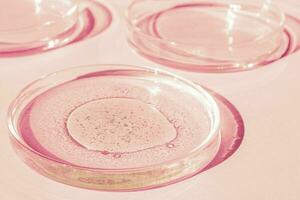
left=66, top=98, right=177, bottom=153
left=19, top=73, right=212, bottom=169
left=113, top=154, right=121, bottom=159
left=100, top=151, right=110, bottom=155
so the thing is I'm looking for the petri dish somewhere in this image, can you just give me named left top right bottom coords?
left=126, top=0, right=285, bottom=72
left=0, top=0, right=79, bottom=52
left=8, top=64, right=221, bottom=191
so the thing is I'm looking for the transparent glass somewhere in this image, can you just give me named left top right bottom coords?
left=126, top=0, right=285, bottom=72
left=8, top=64, right=221, bottom=191
left=0, top=0, right=79, bottom=52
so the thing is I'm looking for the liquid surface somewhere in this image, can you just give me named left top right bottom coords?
left=19, top=73, right=212, bottom=169
left=67, top=98, right=177, bottom=152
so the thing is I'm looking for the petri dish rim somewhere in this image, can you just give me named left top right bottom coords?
left=0, top=3, right=79, bottom=34
left=126, top=0, right=286, bottom=48
left=7, top=64, right=221, bottom=173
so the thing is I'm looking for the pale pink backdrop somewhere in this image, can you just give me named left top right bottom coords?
left=0, top=0, right=299, bottom=199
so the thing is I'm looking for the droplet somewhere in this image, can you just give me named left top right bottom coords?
left=167, top=143, right=175, bottom=148
left=100, top=150, right=110, bottom=155
left=113, top=154, right=121, bottom=158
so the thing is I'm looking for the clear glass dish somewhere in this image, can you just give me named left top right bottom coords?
left=126, top=0, right=285, bottom=72
left=7, top=64, right=221, bottom=191
left=0, top=0, right=79, bottom=52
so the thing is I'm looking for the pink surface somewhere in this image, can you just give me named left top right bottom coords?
left=0, top=0, right=299, bottom=199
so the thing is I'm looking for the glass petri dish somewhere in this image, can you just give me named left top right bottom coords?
left=8, top=64, right=221, bottom=191
left=126, top=0, right=285, bottom=72
left=0, top=0, right=79, bottom=52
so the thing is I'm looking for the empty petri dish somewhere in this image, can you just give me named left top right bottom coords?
left=8, top=64, right=220, bottom=191
left=0, top=0, right=79, bottom=52
left=126, top=0, right=285, bottom=72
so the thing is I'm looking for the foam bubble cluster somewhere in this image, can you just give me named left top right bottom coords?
left=19, top=74, right=211, bottom=168
left=67, top=98, right=177, bottom=152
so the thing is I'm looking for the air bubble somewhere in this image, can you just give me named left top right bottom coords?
left=167, top=143, right=175, bottom=148
left=100, top=151, right=110, bottom=155
left=17, top=67, right=216, bottom=170
left=113, top=154, right=121, bottom=158
left=66, top=98, right=177, bottom=153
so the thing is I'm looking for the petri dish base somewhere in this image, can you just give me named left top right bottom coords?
left=0, top=0, right=112, bottom=54
left=0, top=0, right=79, bottom=52
left=8, top=64, right=221, bottom=191
left=127, top=0, right=285, bottom=72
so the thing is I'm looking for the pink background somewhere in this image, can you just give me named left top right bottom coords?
left=0, top=0, right=299, bottom=199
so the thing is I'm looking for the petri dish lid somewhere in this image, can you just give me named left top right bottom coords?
left=8, top=64, right=221, bottom=191
left=126, top=0, right=286, bottom=72
left=0, top=0, right=78, bottom=50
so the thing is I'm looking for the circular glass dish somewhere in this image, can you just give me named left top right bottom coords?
left=8, top=64, right=221, bottom=191
left=126, top=0, right=285, bottom=72
left=0, top=0, right=79, bottom=52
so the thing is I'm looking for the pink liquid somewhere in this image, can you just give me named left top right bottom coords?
left=18, top=73, right=212, bottom=169
left=67, top=98, right=177, bottom=153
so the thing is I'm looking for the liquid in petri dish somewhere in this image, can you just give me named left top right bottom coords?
left=67, top=98, right=178, bottom=153
left=18, top=72, right=213, bottom=169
